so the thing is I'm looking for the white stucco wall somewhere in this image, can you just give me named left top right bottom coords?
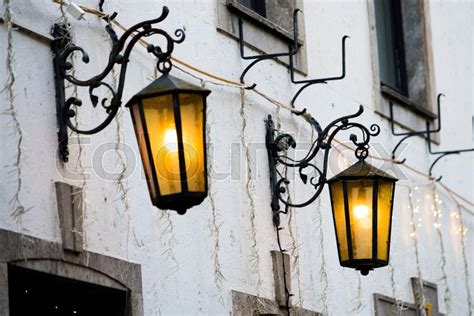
left=1, top=0, right=472, bottom=315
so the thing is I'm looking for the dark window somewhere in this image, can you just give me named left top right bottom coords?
left=237, top=0, right=266, bottom=17
left=8, top=265, right=128, bottom=316
left=374, top=0, right=408, bottom=96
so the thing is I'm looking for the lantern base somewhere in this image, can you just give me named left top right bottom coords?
left=152, top=192, right=207, bottom=214
left=359, top=269, right=371, bottom=276
left=176, top=209, right=187, bottom=215
left=341, top=259, right=387, bottom=276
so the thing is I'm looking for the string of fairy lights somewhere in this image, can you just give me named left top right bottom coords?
left=431, top=185, right=452, bottom=314
left=1, top=1, right=472, bottom=314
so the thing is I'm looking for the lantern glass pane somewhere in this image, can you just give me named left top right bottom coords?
left=329, top=181, right=349, bottom=261
left=143, top=95, right=182, bottom=195
left=130, top=103, right=157, bottom=201
left=347, top=180, right=373, bottom=259
left=377, top=180, right=394, bottom=261
left=179, top=94, right=205, bottom=193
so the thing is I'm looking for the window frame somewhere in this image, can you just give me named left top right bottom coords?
left=375, top=0, right=409, bottom=96
left=368, top=0, right=438, bottom=138
left=216, top=0, right=308, bottom=74
left=0, top=229, right=143, bottom=316
left=226, top=0, right=297, bottom=43
left=236, top=0, right=267, bottom=18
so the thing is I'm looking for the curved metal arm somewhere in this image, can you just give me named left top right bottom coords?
left=238, top=9, right=301, bottom=84
left=265, top=105, right=380, bottom=224
left=52, top=6, right=184, bottom=161
left=428, top=152, right=459, bottom=182
left=276, top=105, right=372, bottom=167
left=290, top=35, right=349, bottom=106
left=390, top=93, right=444, bottom=162
left=426, top=108, right=474, bottom=181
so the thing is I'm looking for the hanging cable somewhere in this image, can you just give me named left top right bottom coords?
left=47, top=0, right=473, bottom=211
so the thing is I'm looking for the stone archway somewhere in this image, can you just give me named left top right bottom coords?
left=0, top=229, right=143, bottom=315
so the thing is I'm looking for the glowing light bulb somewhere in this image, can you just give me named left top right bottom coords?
left=164, top=129, right=178, bottom=151
left=354, top=205, right=369, bottom=219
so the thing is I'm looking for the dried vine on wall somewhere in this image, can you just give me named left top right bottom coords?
left=2, top=0, right=28, bottom=222
left=204, top=81, right=226, bottom=307
left=314, top=198, right=329, bottom=314
left=389, top=263, right=407, bottom=313
left=105, top=25, right=135, bottom=259
left=408, top=186, right=427, bottom=316
left=445, top=190, right=473, bottom=314
left=431, top=185, right=452, bottom=314
left=286, top=171, right=304, bottom=308
left=239, top=88, right=266, bottom=312
left=350, top=274, right=365, bottom=314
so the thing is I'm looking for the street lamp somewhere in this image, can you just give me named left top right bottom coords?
left=265, top=106, right=398, bottom=275
left=126, top=74, right=210, bottom=214
left=52, top=7, right=210, bottom=214
left=328, top=160, right=397, bottom=275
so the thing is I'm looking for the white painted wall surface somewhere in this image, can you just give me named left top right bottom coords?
left=1, top=0, right=472, bottom=315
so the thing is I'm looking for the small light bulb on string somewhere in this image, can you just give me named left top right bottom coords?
left=462, top=227, right=469, bottom=238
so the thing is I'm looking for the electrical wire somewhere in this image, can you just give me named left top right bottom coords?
left=47, top=1, right=474, bottom=211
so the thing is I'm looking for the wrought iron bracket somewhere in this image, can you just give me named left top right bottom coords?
left=51, top=6, right=184, bottom=162
left=389, top=93, right=443, bottom=163
left=265, top=105, right=380, bottom=225
left=389, top=93, right=473, bottom=180
left=289, top=31, right=349, bottom=106
left=425, top=102, right=474, bottom=181
left=238, top=9, right=301, bottom=84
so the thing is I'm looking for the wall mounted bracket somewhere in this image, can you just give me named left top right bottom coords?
left=389, top=93, right=443, bottom=164
left=425, top=105, right=474, bottom=181
left=389, top=93, right=473, bottom=180
left=51, top=6, right=184, bottom=162
left=237, top=9, right=300, bottom=84
left=289, top=34, right=348, bottom=106
left=265, top=105, right=380, bottom=226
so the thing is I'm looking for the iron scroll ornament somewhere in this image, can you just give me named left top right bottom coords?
left=51, top=6, right=185, bottom=162
left=265, top=105, right=381, bottom=226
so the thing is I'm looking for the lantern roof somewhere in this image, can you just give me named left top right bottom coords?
left=328, top=160, right=398, bottom=182
left=125, top=74, right=210, bottom=107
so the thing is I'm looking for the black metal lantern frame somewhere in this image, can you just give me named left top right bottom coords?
left=125, top=74, right=210, bottom=214
left=326, top=160, right=397, bottom=275
left=266, top=106, right=398, bottom=276
left=265, top=105, right=381, bottom=226
left=51, top=6, right=184, bottom=162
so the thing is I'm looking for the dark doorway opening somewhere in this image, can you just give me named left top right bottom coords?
left=8, top=265, right=128, bottom=316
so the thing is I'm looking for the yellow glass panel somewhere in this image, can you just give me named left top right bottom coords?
left=377, top=180, right=394, bottom=261
left=143, top=95, right=182, bottom=196
left=347, top=180, right=373, bottom=259
left=131, top=103, right=157, bottom=201
left=329, top=181, right=349, bottom=261
left=179, top=94, right=205, bottom=192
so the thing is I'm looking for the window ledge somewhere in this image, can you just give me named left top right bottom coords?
left=226, top=1, right=303, bottom=46
left=376, top=85, right=440, bottom=144
left=381, top=85, right=437, bottom=120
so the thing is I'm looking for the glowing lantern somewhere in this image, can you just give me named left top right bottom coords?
left=328, top=160, right=397, bottom=275
left=126, top=74, right=210, bottom=215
